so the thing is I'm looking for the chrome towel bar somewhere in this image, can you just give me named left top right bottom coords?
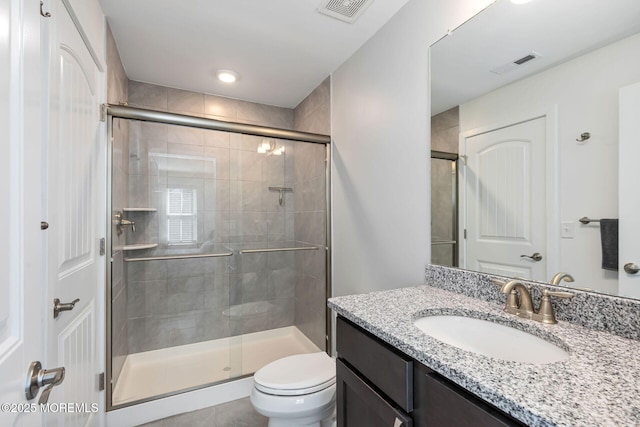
left=579, top=217, right=600, bottom=224
left=124, top=246, right=320, bottom=261
left=239, top=246, right=319, bottom=254
left=124, top=252, right=234, bottom=262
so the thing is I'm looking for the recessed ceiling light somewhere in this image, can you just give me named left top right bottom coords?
left=216, top=70, right=239, bottom=83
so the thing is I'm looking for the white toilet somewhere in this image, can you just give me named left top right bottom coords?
left=250, top=352, right=336, bottom=427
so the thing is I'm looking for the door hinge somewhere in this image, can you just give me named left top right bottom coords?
left=98, top=372, right=105, bottom=391
left=464, top=229, right=467, bottom=239
left=100, top=104, right=107, bottom=122
left=99, top=237, right=106, bottom=256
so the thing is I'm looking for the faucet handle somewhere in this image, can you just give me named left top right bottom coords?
left=544, top=289, right=575, bottom=299
left=538, top=289, right=575, bottom=324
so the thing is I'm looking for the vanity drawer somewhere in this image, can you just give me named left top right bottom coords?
left=336, top=316, right=413, bottom=412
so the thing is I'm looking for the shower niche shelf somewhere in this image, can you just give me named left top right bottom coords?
left=122, top=207, right=157, bottom=212
left=123, top=243, right=158, bottom=251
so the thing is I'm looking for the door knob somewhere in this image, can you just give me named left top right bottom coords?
left=25, top=361, right=65, bottom=404
left=624, top=263, right=640, bottom=274
left=520, top=252, right=543, bottom=262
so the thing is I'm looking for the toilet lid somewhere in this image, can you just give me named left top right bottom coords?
left=254, top=352, right=335, bottom=396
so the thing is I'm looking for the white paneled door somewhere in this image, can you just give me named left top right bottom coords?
left=619, top=82, right=640, bottom=299
left=461, top=117, right=547, bottom=280
left=0, top=0, right=42, bottom=425
left=45, top=0, right=104, bottom=425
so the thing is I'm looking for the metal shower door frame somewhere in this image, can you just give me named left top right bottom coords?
left=104, top=104, right=332, bottom=411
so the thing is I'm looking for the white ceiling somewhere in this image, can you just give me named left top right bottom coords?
left=100, top=0, right=410, bottom=108
left=431, top=0, right=640, bottom=115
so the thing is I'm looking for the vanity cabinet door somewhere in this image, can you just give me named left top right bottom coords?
left=337, top=316, right=413, bottom=412
left=421, top=371, right=524, bottom=427
left=337, top=359, right=413, bottom=427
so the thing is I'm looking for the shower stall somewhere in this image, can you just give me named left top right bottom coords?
left=106, top=106, right=331, bottom=410
left=431, top=151, right=458, bottom=267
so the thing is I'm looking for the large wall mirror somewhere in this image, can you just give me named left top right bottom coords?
left=430, top=0, right=640, bottom=299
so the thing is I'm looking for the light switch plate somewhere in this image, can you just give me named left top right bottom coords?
left=561, top=221, right=575, bottom=239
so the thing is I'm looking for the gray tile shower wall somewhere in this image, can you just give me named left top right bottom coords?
left=128, top=81, right=294, bottom=129
left=123, top=80, right=332, bottom=353
left=292, top=79, right=330, bottom=349
left=294, top=77, right=331, bottom=135
left=430, top=107, right=458, bottom=266
left=431, top=106, right=459, bottom=153
left=107, top=23, right=129, bottom=388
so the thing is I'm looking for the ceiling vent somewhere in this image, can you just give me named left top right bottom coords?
left=490, top=51, right=543, bottom=75
left=318, top=0, right=374, bottom=23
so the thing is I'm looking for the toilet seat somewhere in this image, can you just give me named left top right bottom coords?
left=254, top=352, right=335, bottom=396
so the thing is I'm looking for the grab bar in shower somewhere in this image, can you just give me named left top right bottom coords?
left=124, top=252, right=234, bottom=262
left=238, top=246, right=319, bottom=254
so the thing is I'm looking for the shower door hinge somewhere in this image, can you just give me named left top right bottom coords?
left=98, top=372, right=105, bottom=391
left=100, top=104, right=107, bottom=122
left=99, top=238, right=106, bottom=256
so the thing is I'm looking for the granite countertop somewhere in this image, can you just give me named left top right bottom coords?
left=328, top=285, right=640, bottom=427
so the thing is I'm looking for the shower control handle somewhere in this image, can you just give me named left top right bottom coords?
left=114, top=211, right=135, bottom=234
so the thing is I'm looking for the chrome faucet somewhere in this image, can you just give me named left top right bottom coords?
left=550, top=272, right=574, bottom=286
left=495, top=279, right=575, bottom=324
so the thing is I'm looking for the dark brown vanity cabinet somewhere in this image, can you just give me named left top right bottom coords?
left=336, top=316, right=413, bottom=426
left=336, top=316, right=525, bottom=427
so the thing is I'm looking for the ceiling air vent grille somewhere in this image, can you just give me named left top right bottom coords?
left=318, top=0, right=374, bottom=23
left=491, top=51, right=543, bottom=75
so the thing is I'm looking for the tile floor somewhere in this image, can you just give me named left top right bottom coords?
left=139, top=397, right=267, bottom=426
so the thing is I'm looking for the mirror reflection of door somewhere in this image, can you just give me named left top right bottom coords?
left=461, top=117, right=547, bottom=280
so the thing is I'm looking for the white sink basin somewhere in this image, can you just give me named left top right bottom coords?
left=414, top=315, right=569, bottom=364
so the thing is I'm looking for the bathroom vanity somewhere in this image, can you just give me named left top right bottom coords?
left=329, top=274, right=640, bottom=427
left=336, top=316, right=522, bottom=426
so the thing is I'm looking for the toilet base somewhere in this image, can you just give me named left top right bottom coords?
left=266, top=404, right=335, bottom=427
left=251, top=384, right=336, bottom=427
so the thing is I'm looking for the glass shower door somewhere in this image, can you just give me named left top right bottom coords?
left=110, top=119, right=238, bottom=405
left=109, top=115, right=329, bottom=408
left=431, top=154, right=458, bottom=267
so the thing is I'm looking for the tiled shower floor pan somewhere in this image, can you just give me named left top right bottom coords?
left=112, top=326, right=320, bottom=405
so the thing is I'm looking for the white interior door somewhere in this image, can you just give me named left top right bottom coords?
left=461, top=117, right=547, bottom=280
left=45, top=0, right=104, bottom=424
left=619, top=82, right=640, bottom=298
left=0, top=1, right=42, bottom=426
